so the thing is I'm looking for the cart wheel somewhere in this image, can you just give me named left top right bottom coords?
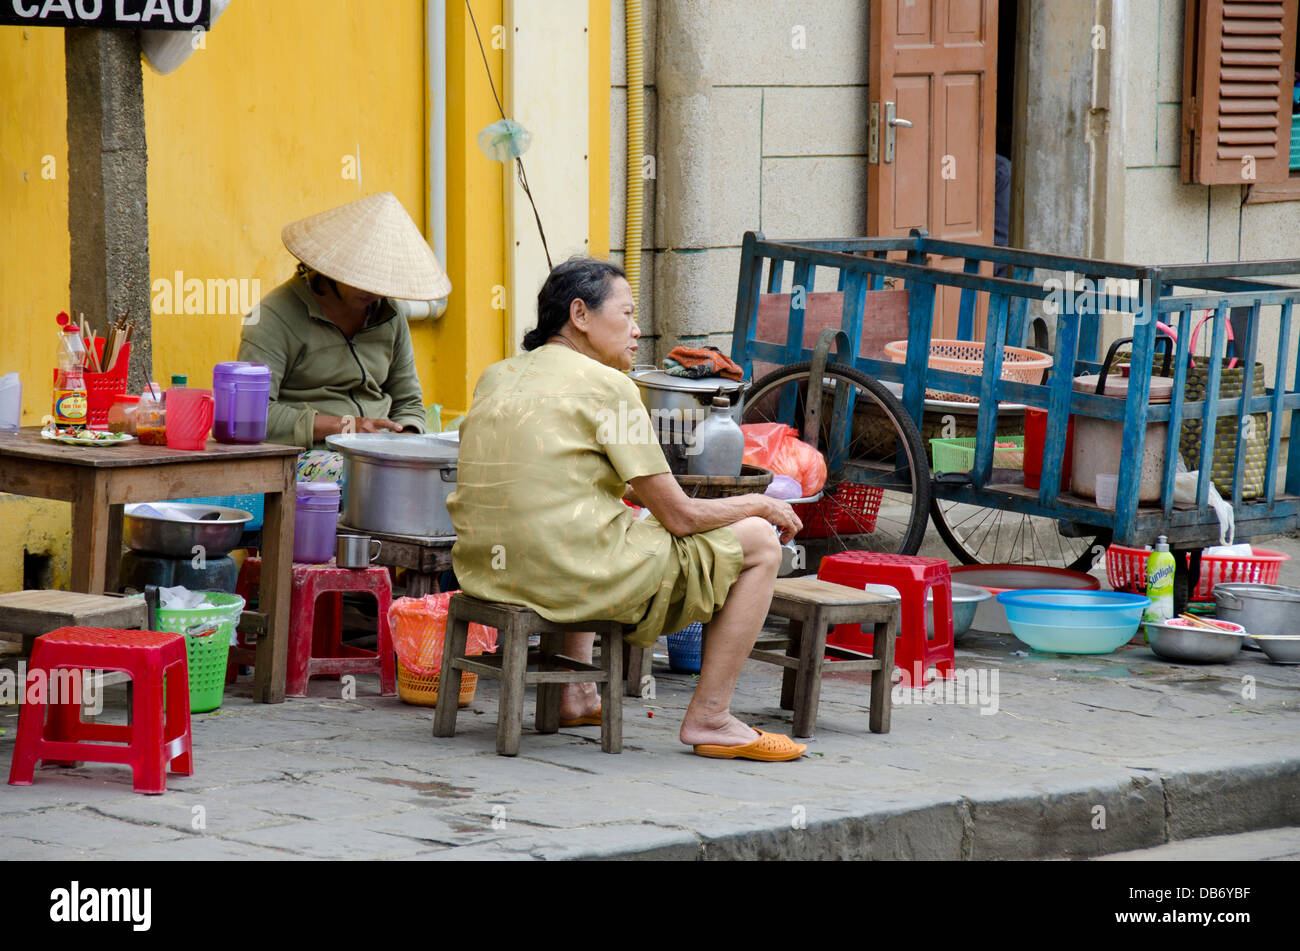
left=743, top=361, right=932, bottom=555
left=929, top=495, right=1111, bottom=572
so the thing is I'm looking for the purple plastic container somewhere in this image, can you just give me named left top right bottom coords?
left=212, top=361, right=271, bottom=444
left=294, top=481, right=340, bottom=564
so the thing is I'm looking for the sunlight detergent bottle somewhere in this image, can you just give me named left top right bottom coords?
left=1143, top=535, right=1176, bottom=632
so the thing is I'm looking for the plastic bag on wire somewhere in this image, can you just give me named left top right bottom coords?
left=740, top=423, right=827, bottom=497
left=388, top=592, right=498, bottom=677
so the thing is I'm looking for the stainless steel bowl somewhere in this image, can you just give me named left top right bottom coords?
left=859, top=581, right=991, bottom=643
left=123, top=502, right=253, bottom=558
left=1253, top=635, right=1300, bottom=664
left=1145, top=619, right=1246, bottom=664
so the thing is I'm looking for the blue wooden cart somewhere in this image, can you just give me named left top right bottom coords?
left=730, top=230, right=1300, bottom=597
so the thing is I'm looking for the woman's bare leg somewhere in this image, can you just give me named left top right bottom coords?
left=557, top=632, right=598, bottom=720
left=679, top=516, right=780, bottom=747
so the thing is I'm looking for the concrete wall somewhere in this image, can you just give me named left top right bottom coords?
left=610, top=0, right=869, bottom=363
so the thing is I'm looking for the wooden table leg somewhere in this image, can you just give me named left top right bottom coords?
left=406, top=571, right=434, bottom=597
left=104, top=503, right=124, bottom=593
left=253, top=459, right=295, bottom=703
left=70, top=471, right=112, bottom=594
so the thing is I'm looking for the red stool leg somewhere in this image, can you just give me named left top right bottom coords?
left=286, top=571, right=316, bottom=696
left=372, top=572, right=396, bottom=696
left=130, top=653, right=167, bottom=794
left=7, top=663, right=49, bottom=784
left=927, top=578, right=956, bottom=679
left=164, top=649, right=194, bottom=776
left=41, top=667, right=86, bottom=766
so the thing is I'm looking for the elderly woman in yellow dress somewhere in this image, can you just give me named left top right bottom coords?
left=447, top=258, right=806, bottom=761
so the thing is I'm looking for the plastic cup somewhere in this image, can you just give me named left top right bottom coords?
left=0, top=374, right=21, bottom=431
left=165, top=388, right=215, bottom=450
left=1095, top=473, right=1118, bottom=510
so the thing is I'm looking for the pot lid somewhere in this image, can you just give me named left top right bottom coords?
left=325, top=432, right=457, bottom=464
left=1073, top=373, right=1174, bottom=403
left=627, top=368, right=748, bottom=393
left=1213, top=582, right=1300, bottom=603
left=213, top=361, right=272, bottom=381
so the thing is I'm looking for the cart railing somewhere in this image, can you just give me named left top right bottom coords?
left=731, top=229, right=1300, bottom=546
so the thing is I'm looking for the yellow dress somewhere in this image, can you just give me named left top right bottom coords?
left=446, top=344, right=744, bottom=648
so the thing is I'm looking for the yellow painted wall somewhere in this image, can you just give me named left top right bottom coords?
left=0, top=1, right=609, bottom=591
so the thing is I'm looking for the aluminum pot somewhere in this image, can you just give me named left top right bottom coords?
left=1212, top=583, right=1300, bottom=637
left=123, top=502, right=252, bottom=558
left=326, top=433, right=456, bottom=537
left=628, top=368, right=749, bottom=473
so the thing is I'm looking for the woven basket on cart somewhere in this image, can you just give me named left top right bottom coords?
left=674, top=465, right=773, bottom=498
left=1178, top=359, right=1268, bottom=500
left=884, top=338, right=1052, bottom=403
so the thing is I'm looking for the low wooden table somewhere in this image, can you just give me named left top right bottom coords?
left=337, top=522, right=455, bottom=596
left=0, top=589, right=147, bottom=656
left=0, top=428, right=300, bottom=703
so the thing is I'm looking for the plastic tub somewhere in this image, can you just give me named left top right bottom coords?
left=212, top=362, right=271, bottom=444
left=294, top=481, right=340, bottom=564
left=952, top=564, right=1101, bottom=634
left=996, top=589, right=1149, bottom=654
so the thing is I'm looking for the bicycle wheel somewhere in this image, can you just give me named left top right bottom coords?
left=930, top=493, right=1110, bottom=571
left=743, top=361, right=931, bottom=555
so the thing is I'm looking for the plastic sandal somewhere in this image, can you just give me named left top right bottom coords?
left=693, top=728, right=806, bottom=762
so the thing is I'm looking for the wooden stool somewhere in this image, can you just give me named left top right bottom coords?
left=0, top=590, right=146, bottom=656
left=750, top=577, right=898, bottom=738
left=433, top=593, right=624, bottom=756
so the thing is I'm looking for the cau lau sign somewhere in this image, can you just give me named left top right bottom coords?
left=0, top=0, right=211, bottom=30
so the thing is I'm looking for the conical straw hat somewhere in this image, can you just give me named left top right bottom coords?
left=282, top=192, right=451, bottom=300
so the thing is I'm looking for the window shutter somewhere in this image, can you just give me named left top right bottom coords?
left=1182, top=0, right=1298, bottom=186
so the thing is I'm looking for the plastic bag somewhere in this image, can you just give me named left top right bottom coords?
left=1173, top=456, right=1234, bottom=546
left=388, top=591, right=498, bottom=676
left=741, top=423, right=827, bottom=497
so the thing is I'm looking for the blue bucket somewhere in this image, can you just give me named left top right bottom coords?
left=666, top=622, right=703, bottom=673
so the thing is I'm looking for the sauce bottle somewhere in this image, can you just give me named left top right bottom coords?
left=136, top=382, right=167, bottom=445
left=53, top=326, right=88, bottom=430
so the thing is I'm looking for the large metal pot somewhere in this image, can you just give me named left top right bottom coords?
left=627, top=367, right=749, bottom=473
left=326, top=433, right=457, bottom=537
left=1212, top=583, right=1300, bottom=637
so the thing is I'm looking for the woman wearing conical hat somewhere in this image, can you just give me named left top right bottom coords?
left=238, top=192, right=450, bottom=479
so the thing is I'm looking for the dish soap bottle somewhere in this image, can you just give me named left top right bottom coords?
left=1143, top=535, right=1176, bottom=635
left=53, top=325, right=88, bottom=430
left=687, top=396, right=744, bottom=477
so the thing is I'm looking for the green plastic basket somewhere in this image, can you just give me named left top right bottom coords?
left=153, top=592, right=245, bottom=713
left=930, top=435, right=1026, bottom=473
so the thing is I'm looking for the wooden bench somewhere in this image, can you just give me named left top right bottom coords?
left=750, top=577, right=898, bottom=737
left=0, top=590, right=147, bottom=657
left=432, top=593, right=624, bottom=756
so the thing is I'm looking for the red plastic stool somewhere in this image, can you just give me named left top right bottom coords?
left=8, top=627, right=193, bottom=795
left=818, top=551, right=955, bottom=687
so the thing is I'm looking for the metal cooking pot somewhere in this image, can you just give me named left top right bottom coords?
left=1212, top=583, right=1300, bottom=637
left=628, top=367, right=749, bottom=473
left=326, top=433, right=457, bottom=537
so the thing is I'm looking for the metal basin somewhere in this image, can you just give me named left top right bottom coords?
left=951, top=564, right=1100, bottom=634
left=855, top=581, right=992, bottom=644
left=1253, top=635, right=1300, bottom=664
left=1145, top=618, right=1246, bottom=664
left=123, top=502, right=252, bottom=558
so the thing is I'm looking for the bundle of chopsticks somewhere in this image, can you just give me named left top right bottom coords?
left=1177, top=613, right=1237, bottom=631
left=100, top=311, right=134, bottom=374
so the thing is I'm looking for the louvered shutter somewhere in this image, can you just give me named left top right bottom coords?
left=1182, top=0, right=1299, bottom=186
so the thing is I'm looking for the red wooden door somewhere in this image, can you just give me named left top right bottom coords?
left=867, top=0, right=999, bottom=339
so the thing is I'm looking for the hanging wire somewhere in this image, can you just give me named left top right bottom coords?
left=465, top=0, right=553, bottom=269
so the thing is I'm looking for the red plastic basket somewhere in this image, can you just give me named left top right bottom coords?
left=1105, top=543, right=1289, bottom=601
left=793, top=482, right=884, bottom=539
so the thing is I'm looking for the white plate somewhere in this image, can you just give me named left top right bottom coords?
left=41, top=426, right=134, bottom=447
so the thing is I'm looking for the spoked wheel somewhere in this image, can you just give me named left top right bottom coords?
left=929, top=494, right=1111, bottom=571
left=743, top=361, right=931, bottom=556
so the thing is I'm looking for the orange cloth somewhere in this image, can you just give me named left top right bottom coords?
left=664, top=346, right=744, bottom=382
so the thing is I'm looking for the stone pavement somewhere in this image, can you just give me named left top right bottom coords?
left=2, top=613, right=1297, bottom=860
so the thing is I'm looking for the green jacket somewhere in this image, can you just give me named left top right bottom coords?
left=237, top=276, right=427, bottom=450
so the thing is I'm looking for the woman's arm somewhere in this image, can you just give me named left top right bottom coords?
left=628, top=471, right=802, bottom=543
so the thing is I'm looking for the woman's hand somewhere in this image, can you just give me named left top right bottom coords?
left=312, top=414, right=405, bottom=442
left=757, top=495, right=802, bottom=544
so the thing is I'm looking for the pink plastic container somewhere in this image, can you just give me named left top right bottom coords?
left=165, top=387, right=214, bottom=450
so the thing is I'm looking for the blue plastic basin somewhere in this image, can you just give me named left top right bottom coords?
left=996, top=589, right=1150, bottom=654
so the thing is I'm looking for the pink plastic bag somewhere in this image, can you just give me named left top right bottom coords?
left=741, top=423, right=827, bottom=497
left=388, top=591, right=498, bottom=676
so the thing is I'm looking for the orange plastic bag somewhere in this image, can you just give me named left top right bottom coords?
left=388, top=592, right=498, bottom=676
left=741, top=423, right=827, bottom=497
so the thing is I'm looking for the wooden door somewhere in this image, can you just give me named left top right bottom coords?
left=867, top=0, right=999, bottom=340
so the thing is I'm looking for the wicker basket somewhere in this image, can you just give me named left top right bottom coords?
left=396, top=658, right=477, bottom=707
left=675, top=464, right=773, bottom=498
left=1178, top=360, right=1268, bottom=500
left=885, top=338, right=1052, bottom=403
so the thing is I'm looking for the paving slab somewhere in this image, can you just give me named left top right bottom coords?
left=2, top=567, right=1299, bottom=860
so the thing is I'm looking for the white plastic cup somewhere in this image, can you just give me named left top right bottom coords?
left=1095, top=473, right=1118, bottom=510
left=0, top=374, right=21, bottom=431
